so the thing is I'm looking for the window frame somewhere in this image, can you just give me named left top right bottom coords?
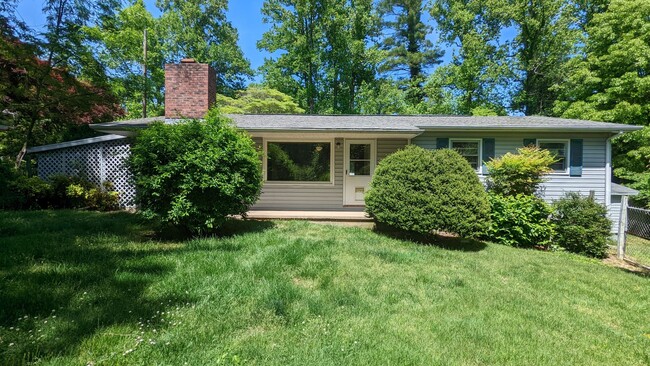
left=263, top=138, right=336, bottom=185
left=536, top=139, right=570, bottom=175
left=450, top=138, right=483, bottom=173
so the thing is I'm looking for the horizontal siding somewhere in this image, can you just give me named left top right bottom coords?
left=377, top=138, right=408, bottom=162
left=253, top=137, right=344, bottom=210
left=610, top=196, right=622, bottom=234
left=412, top=131, right=609, bottom=205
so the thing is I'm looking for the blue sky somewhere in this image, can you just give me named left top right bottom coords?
left=14, top=0, right=513, bottom=84
left=16, top=0, right=274, bottom=81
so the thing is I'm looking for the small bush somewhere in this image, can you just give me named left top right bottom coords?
left=550, top=193, right=612, bottom=258
left=0, top=160, right=119, bottom=211
left=128, top=109, right=262, bottom=234
left=485, top=193, right=554, bottom=248
left=486, top=146, right=557, bottom=196
left=366, top=145, right=490, bottom=238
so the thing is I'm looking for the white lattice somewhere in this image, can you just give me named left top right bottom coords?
left=35, top=139, right=136, bottom=206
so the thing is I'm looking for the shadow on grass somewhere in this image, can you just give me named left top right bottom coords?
left=0, top=210, right=274, bottom=363
left=373, top=223, right=487, bottom=252
left=150, top=218, right=276, bottom=241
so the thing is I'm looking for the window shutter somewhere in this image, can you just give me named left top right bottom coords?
left=570, top=139, right=583, bottom=176
left=482, top=138, right=495, bottom=174
left=436, top=138, right=449, bottom=149
left=523, top=138, right=536, bottom=147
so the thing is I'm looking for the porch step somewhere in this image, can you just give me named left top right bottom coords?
left=245, top=210, right=373, bottom=222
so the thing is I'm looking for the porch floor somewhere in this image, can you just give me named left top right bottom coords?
left=246, top=210, right=372, bottom=222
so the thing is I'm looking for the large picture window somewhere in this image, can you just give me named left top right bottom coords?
left=266, top=142, right=332, bottom=182
left=538, top=140, right=568, bottom=172
left=451, top=139, right=481, bottom=171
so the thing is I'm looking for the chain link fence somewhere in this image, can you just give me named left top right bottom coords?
left=621, top=206, right=650, bottom=268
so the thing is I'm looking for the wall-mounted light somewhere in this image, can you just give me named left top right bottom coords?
left=336, top=141, right=342, bottom=149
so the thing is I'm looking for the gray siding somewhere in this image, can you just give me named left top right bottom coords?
left=377, top=138, right=408, bottom=162
left=610, top=195, right=622, bottom=234
left=253, top=138, right=345, bottom=210
left=252, top=138, right=407, bottom=210
left=412, top=131, right=609, bottom=205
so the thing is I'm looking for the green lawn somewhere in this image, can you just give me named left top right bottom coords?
left=1, top=211, right=649, bottom=365
left=626, top=235, right=650, bottom=266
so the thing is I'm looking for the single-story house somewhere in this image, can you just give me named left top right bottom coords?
left=27, top=60, right=641, bottom=232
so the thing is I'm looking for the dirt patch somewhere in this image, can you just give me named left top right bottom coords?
left=603, top=255, right=650, bottom=276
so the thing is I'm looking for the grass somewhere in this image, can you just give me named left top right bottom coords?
left=626, top=235, right=650, bottom=266
left=0, top=210, right=649, bottom=366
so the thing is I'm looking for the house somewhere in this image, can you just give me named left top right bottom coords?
left=28, top=60, right=642, bottom=231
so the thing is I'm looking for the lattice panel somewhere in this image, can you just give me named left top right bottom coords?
left=36, top=139, right=136, bottom=207
left=628, top=207, right=650, bottom=240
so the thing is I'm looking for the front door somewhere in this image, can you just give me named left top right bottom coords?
left=344, top=140, right=375, bottom=205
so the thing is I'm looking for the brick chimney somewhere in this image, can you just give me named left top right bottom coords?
left=165, top=58, right=217, bottom=119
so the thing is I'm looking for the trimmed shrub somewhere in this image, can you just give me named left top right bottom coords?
left=128, top=109, right=262, bottom=234
left=486, top=146, right=557, bottom=196
left=550, top=193, right=612, bottom=258
left=366, top=145, right=490, bottom=238
left=486, top=193, right=554, bottom=248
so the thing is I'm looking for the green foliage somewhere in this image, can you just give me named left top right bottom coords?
left=0, top=159, right=119, bottom=211
left=216, top=86, right=305, bottom=114
left=128, top=110, right=262, bottom=234
left=485, top=146, right=557, bottom=196
left=550, top=193, right=613, bottom=258
left=613, top=127, right=650, bottom=207
left=156, top=0, right=253, bottom=93
left=83, top=0, right=165, bottom=119
left=258, top=0, right=378, bottom=113
left=430, top=0, right=510, bottom=115
left=552, top=0, right=650, bottom=205
left=509, top=0, right=579, bottom=116
left=377, top=0, right=443, bottom=104
left=366, top=145, right=490, bottom=238
left=485, top=193, right=554, bottom=248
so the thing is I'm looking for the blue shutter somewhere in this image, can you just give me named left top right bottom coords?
left=523, top=138, right=536, bottom=147
left=436, top=138, right=449, bottom=149
left=570, top=139, right=583, bottom=176
left=482, top=138, right=495, bottom=174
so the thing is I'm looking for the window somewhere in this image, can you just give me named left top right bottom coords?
left=349, top=143, right=371, bottom=176
left=538, top=140, right=568, bottom=172
left=451, top=139, right=481, bottom=171
left=266, top=141, right=332, bottom=182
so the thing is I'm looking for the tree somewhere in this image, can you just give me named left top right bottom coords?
left=216, top=86, right=305, bottom=114
left=157, top=0, right=252, bottom=94
left=430, top=0, right=510, bottom=115
left=378, top=0, right=444, bottom=104
left=321, top=0, right=378, bottom=113
left=553, top=0, right=650, bottom=206
left=0, top=34, right=122, bottom=167
left=258, top=0, right=325, bottom=113
left=510, top=0, right=579, bottom=116
left=258, top=0, right=377, bottom=114
left=84, top=0, right=165, bottom=119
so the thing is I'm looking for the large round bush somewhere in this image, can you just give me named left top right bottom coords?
left=365, top=145, right=490, bottom=238
left=486, top=193, right=554, bottom=248
left=129, top=110, right=262, bottom=233
left=550, top=193, right=612, bottom=258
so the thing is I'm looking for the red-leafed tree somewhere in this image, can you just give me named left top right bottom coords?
left=0, top=31, right=123, bottom=167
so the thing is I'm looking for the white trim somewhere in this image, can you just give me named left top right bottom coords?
left=606, top=136, right=612, bottom=206
left=263, top=138, right=335, bottom=186
left=450, top=138, right=482, bottom=174
left=537, top=139, right=570, bottom=175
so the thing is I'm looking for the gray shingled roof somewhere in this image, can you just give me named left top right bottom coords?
left=90, top=114, right=642, bottom=134
left=611, top=183, right=640, bottom=196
